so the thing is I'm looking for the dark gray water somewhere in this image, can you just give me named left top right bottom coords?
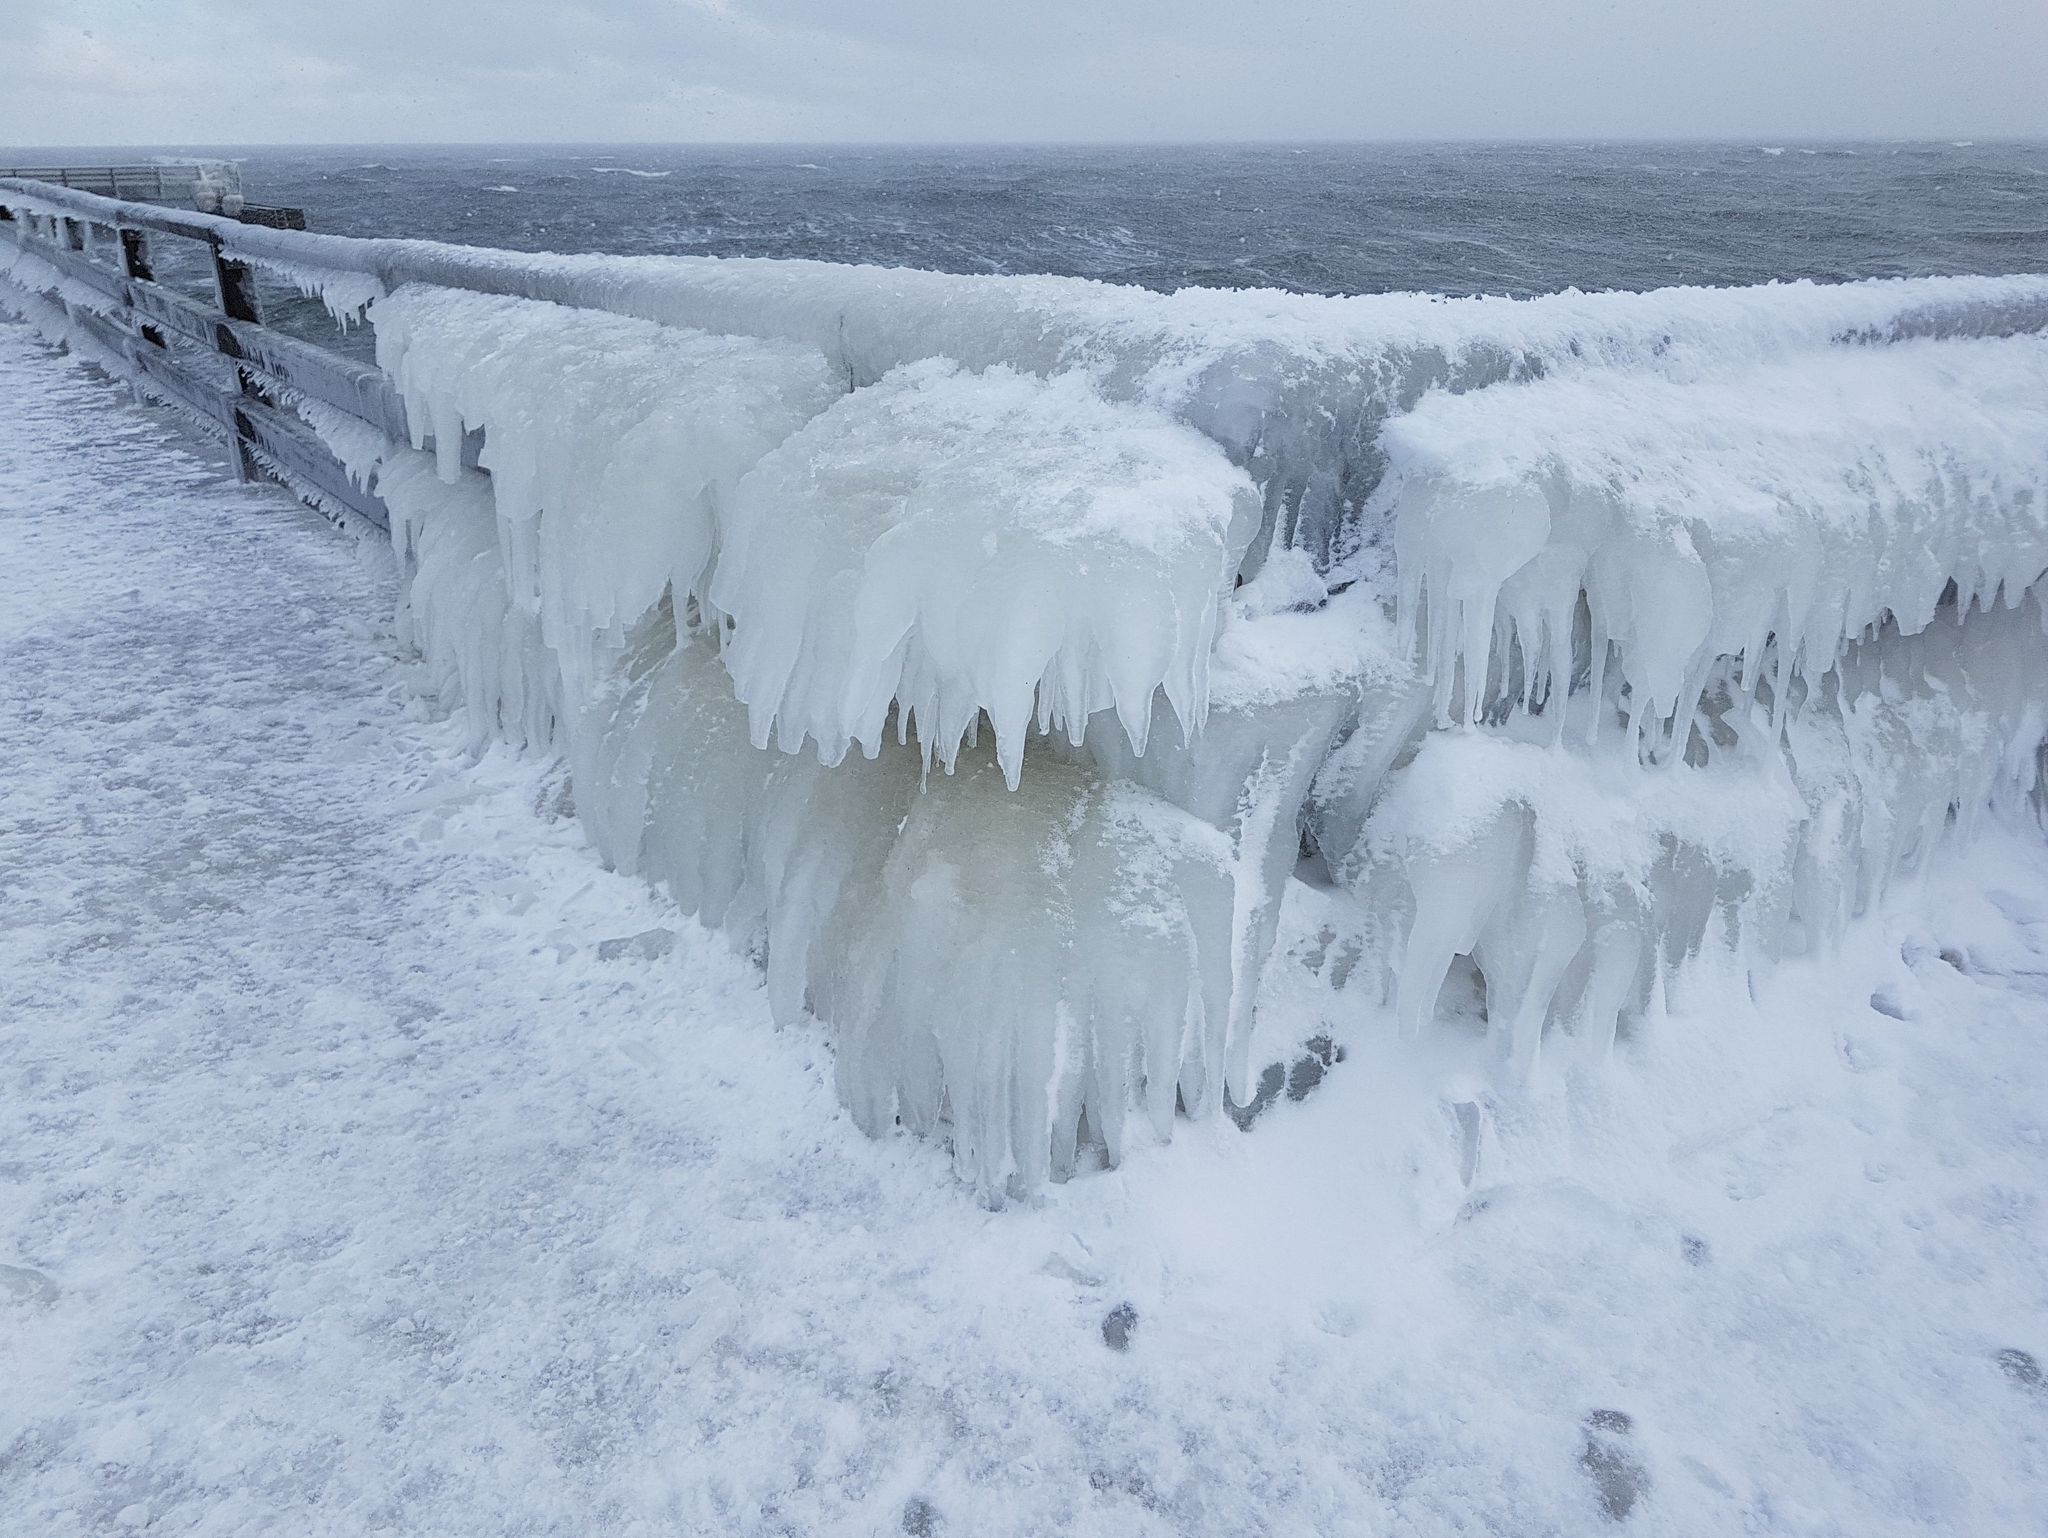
left=24, top=141, right=2048, bottom=299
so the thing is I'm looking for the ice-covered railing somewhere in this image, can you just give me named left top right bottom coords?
left=1380, top=335, right=2048, bottom=753
left=351, top=275, right=2048, bottom=1198
left=12, top=174, right=2048, bottom=568
left=7, top=174, right=2048, bottom=1198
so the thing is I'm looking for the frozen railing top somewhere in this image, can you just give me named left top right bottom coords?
left=8, top=174, right=2048, bottom=573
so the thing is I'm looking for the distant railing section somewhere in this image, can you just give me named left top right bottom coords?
left=0, top=162, right=309, bottom=227
left=0, top=174, right=391, bottom=531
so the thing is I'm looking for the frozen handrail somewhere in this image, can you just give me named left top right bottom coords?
left=0, top=178, right=389, bottom=527
left=9, top=175, right=2048, bottom=571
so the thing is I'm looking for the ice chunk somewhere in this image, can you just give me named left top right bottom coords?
left=1782, top=590, right=2048, bottom=947
left=828, top=755, right=1236, bottom=1199
left=713, top=359, right=1260, bottom=785
left=1378, top=335, right=2048, bottom=749
left=749, top=737, right=923, bottom=1030
left=371, top=283, right=842, bottom=699
left=1355, top=725, right=1808, bottom=1067
left=572, top=621, right=772, bottom=927
left=1081, top=587, right=1414, bottom=1087
left=377, top=448, right=562, bottom=755
left=1349, top=590, right=2048, bottom=1064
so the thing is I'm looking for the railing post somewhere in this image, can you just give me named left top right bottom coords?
left=119, top=228, right=167, bottom=349
left=210, top=246, right=261, bottom=324
left=60, top=217, right=84, bottom=251
left=119, top=227, right=152, bottom=281
left=209, top=240, right=266, bottom=482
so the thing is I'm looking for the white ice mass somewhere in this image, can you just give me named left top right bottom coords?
left=5, top=206, right=2046, bottom=1197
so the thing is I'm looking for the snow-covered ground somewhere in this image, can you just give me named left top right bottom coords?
left=3, top=317, right=2047, bottom=1536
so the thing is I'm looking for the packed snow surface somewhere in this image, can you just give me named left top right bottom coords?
left=9, top=319, right=2048, bottom=1535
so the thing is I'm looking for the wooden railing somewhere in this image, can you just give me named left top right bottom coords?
left=0, top=175, right=394, bottom=531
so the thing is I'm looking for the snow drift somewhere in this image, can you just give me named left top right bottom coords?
left=8, top=210, right=2044, bottom=1196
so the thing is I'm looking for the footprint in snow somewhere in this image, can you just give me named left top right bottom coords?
left=1580, top=1409, right=1650, bottom=1521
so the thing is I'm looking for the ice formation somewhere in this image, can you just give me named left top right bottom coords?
left=1322, top=588, right=2048, bottom=1074
left=1380, top=335, right=2048, bottom=750
left=6, top=193, right=2046, bottom=1195
left=714, top=358, right=1259, bottom=782
left=370, top=284, right=842, bottom=700
left=267, top=278, right=2048, bottom=1189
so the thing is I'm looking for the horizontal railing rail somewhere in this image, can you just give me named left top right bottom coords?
left=1, top=175, right=392, bottom=530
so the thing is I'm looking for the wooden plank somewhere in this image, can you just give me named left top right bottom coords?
left=235, top=397, right=391, bottom=530
left=118, top=227, right=153, bottom=281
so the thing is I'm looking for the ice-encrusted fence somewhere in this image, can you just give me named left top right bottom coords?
left=6, top=175, right=2048, bottom=1198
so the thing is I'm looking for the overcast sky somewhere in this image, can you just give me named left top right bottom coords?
left=5, top=0, right=2046, bottom=147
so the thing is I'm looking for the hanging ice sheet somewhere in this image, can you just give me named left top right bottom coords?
left=1377, top=334, right=2048, bottom=750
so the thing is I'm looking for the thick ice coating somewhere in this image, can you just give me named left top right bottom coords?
left=1381, top=335, right=2048, bottom=750
left=377, top=449, right=564, bottom=756
left=825, top=757, right=1237, bottom=1200
left=712, top=359, right=1261, bottom=784
left=1335, top=590, right=2048, bottom=1073
left=371, top=284, right=842, bottom=697
left=548, top=628, right=1246, bottom=1201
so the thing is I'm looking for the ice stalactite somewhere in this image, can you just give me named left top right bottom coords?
left=376, top=451, right=563, bottom=755
left=714, top=358, right=1260, bottom=785
left=1326, top=591, right=2048, bottom=1075
left=372, top=284, right=843, bottom=701
left=1377, top=335, right=2048, bottom=752
left=828, top=758, right=1236, bottom=1198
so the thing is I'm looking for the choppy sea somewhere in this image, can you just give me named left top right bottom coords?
left=33, top=140, right=2048, bottom=298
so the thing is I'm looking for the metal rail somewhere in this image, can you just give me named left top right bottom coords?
left=0, top=177, right=392, bottom=529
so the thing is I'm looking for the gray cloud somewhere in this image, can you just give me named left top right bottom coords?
left=5, top=0, right=2045, bottom=147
